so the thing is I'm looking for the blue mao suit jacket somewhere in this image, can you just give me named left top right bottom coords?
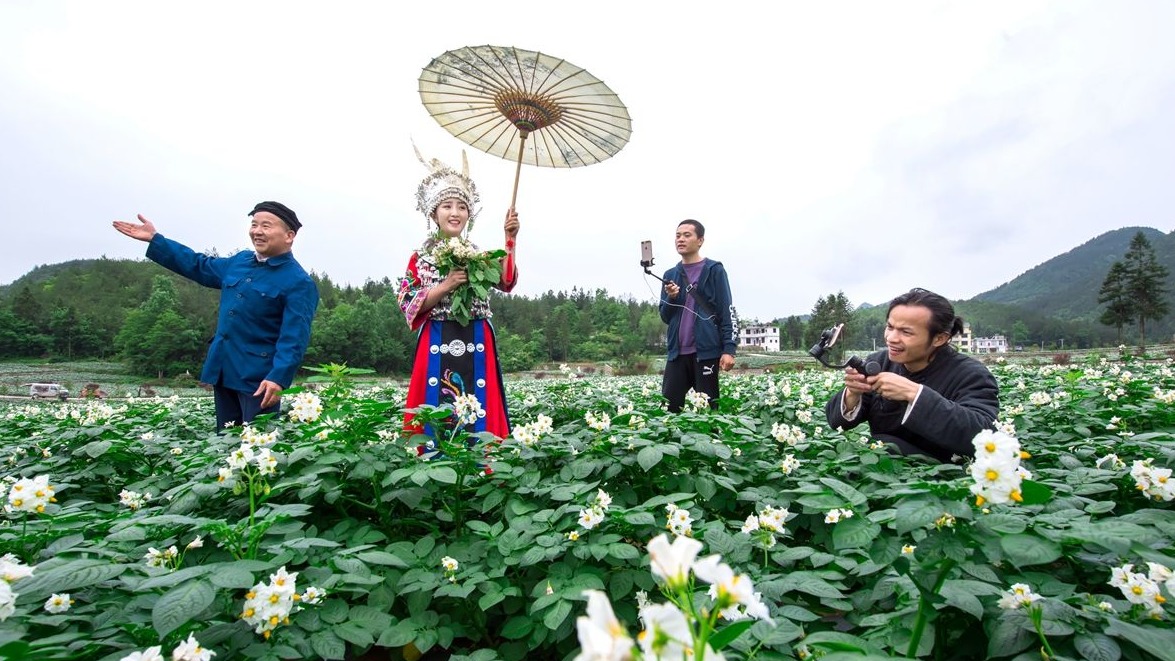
left=146, top=234, right=319, bottom=393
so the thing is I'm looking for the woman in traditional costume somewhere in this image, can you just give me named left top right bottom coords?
left=397, top=149, right=519, bottom=438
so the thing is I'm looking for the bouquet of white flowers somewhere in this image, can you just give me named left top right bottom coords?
left=431, top=236, right=506, bottom=325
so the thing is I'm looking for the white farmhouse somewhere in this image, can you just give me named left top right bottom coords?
left=739, top=321, right=780, bottom=352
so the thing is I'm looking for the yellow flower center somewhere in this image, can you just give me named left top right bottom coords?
left=1010, top=490, right=1023, bottom=502
left=985, top=469, right=999, bottom=481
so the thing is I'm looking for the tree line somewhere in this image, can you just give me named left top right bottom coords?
left=2, top=251, right=1157, bottom=380
left=775, top=292, right=1127, bottom=355
left=0, top=259, right=666, bottom=378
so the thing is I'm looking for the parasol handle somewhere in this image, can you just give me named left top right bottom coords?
left=510, top=131, right=529, bottom=209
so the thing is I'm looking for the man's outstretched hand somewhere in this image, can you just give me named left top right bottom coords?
left=112, top=214, right=158, bottom=242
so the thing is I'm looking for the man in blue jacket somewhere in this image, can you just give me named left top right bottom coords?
left=113, top=202, right=319, bottom=430
left=659, top=219, right=738, bottom=412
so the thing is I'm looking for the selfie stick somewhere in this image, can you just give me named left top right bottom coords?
left=641, top=240, right=667, bottom=284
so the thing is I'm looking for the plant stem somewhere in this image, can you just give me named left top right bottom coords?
left=1030, top=606, right=1056, bottom=659
left=247, top=472, right=257, bottom=531
left=906, top=559, right=955, bottom=658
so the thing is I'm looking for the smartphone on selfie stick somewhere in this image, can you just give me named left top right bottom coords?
left=640, top=240, right=667, bottom=283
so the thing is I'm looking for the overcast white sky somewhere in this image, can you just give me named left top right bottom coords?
left=2, top=1, right=1174, bottom=322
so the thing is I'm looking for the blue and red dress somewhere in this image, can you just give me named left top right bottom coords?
left=397, top=240, right=517, bottom=438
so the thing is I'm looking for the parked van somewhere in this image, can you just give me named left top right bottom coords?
left=26, top=383, right=69, bottom=400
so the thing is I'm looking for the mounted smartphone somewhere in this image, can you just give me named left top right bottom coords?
left=640, top=240, right=654, bottom=266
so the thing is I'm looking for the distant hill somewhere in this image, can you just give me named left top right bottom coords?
left=973, top=226, right=1175, bottom=339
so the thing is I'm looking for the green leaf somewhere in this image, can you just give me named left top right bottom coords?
left=500, top=615, right=533, bottom=640
left=893, top=498, right=944, bottom=534
left=347, top=605, right=394, bottom=632
left=428, top=466, right=459, bottom=484
left=376, top=621, right=418, bottom=648
left=939, top=580, right=985, bottom=619
left=152, top=579, right=214, bottom=638
left=278, top=537, right=341, bottom=550
left=105, top=527, right=148, bottom=543
left=977, top=512, right=1027, bottom=535
left=319, top=598, right=349, bottom=624
left=608, top=571, right=635, bottom=600
left=310, top=630, right=347, bottom=660
left=355, top=550, right=411, bottom=568
left=607, top=543, right=640, bottom=561
left=708, top=620, right=755, bottom=650
left=820, top=477, right=869, bottom=507
left=1084, top=500, right=1117, bottom=515
left=82, top=439, right=112, bottom=457
left=15, top=560, right=128, bottom=599
left=478, top=591, right=506, bottom=610
left=1017, top=479, right=1053, bottom=505
left=1105, top=619, right=1175, bottom=661
left=0, top=643, right=30, bottom=659
left=466, top=520, right=492, bottom=533
left=777, top=573, right=844, bottom=599
left=208, top=565, right=256, bottom=589
left=1073, top=633, right=1121, bottom=661
left=987, top=614, right=1037, bottom=658
left=1000, top=533, right=1062, bottom=568
left=802, top=631, right=875, bottom=653
left=796, top=493, right=847, bottom=511
left=542, top=599, right=572, bottom=630
left=623, top=511, right=657, bottom=526
left=137, top=565, right=214, bottom=591
left=437, top=582, right=477, bottom=599
left=636, top=446, right=663, bottom=471
left=696, top=476, right=718, bottom=500
left=831, top=516, right=880, bottom=550
left=335, top=621, right=375, bottom=647
left=519, top=546, right=547, bottom=567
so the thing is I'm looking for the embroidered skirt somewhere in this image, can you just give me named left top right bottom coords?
left=404, top=319, right=510, bottom=438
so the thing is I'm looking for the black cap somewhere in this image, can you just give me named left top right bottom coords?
left=250, top=201, right=301, bottom=232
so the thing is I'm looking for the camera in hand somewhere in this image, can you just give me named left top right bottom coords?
left=808, top=323, right=880, bottom=375
left=844, top=354, right=881, bottom=376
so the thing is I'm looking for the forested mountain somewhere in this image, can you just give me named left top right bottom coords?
left=968, top=227, right=1170, bottom=321
left=975, top=226, right=1175, bottom=340
left=780, top=227, right=1175, bottom=352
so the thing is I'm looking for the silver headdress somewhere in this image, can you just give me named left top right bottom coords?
left=414, top=142, right=481, bottom=224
